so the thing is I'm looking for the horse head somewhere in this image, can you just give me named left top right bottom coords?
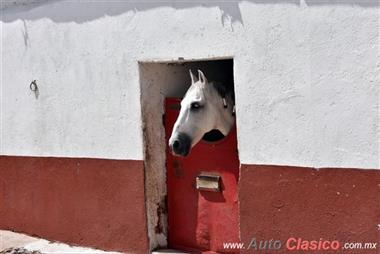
left=168, top=70, right=235, bottom=157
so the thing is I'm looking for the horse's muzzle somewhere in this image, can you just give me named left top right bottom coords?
left=169, top=132, right=191, bottom=157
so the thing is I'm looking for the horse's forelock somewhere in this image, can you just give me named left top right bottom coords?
left=184, top=80, right=233, bottom=105
left=185, top=82, right=206, bottom=100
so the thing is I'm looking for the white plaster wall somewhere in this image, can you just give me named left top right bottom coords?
left=1, top=1, right=379, bottom=169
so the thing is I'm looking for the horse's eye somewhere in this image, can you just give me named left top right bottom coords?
left=190, top=102, right=201, bottom=111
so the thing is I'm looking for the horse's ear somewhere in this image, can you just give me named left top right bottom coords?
left=189, top=69, right=198, bottom=84
left=198, top=70, right=208, bottom=84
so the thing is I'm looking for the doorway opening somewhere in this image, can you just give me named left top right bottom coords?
left=139, top=58, right=235, bottom=251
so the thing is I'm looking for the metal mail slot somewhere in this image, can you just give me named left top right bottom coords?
left=196, top=173, right=221, bottom=192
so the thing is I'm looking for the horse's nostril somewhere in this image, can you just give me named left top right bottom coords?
left=173, top=140, right=181, bottom=149
left=170, top=133, right=191, bottom=156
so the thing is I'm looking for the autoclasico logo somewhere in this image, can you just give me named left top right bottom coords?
left=247, top=238, right=341, bottom=251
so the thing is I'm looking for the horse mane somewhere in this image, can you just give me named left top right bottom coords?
left=212, top=81, right=235, bottom=104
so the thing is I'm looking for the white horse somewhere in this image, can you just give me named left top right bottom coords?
left=169, top=70, right=235, bottom=156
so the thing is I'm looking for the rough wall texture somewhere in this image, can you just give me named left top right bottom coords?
left=239, top=164, right=380, bottom=253
left=0, top=156, right=149, bottom=253
left=1, top=1, right=379, bottom=252
left=1, top=1, right=379, bottom=169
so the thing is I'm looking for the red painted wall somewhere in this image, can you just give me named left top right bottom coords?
left=0, top=156, right=149, bottom=253
left=2, top=156, right=379, bottom=253
left=239, top=165, right=380, bottom=253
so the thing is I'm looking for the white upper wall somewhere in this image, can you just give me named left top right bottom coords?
left=1, top=1, right=379, bottom=168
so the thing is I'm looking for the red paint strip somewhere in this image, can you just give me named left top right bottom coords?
left=0, top=156, right=149, bottom=253
left=239, top=165, right=380, bottom=254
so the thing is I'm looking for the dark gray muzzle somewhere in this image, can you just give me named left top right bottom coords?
left=169, top=132, right=191, bottom=157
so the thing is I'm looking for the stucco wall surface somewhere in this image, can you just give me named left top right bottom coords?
left=1, top=1, right=379, bottom=169
left=0, top=156, right=149, bottom=253
left=239, top=164, right=380, bottom=254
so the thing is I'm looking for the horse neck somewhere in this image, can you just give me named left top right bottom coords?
left=208, top=85, right=235, bottom=135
